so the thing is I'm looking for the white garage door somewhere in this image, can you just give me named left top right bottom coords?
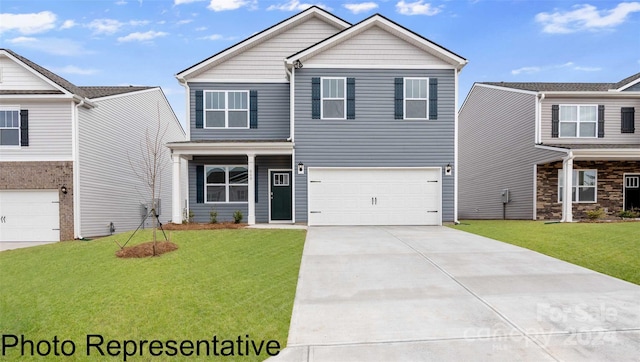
left=308, top=168, right=441, bottom=226
left=0, top=190, right=60, bottom=242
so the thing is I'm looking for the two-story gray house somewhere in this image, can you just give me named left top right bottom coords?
left=168, top=7, right=467, bottom=226
left=459, top=74, right=640, bottom=222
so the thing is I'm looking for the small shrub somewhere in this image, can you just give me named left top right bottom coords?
left=233, top=210, right=243, bottom=224
left=585, top=208, right=605, bottom=220
left=188, top=210, right=195, bottom=223
left=618, top=209, right=640, bottom=219
left=209, top=208, right=218, bottom=224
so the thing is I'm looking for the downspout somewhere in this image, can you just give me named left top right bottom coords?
left=561, top=151, right=574, bottom=223
left=285, top=63, right=295, bottom=222
left=177, top=76, right=190, bottom=216
left=73, top=99, right=85, bottom=239
left=453, top=68, right=460, bottom=225
left=536, top=93, right=545, bottom=144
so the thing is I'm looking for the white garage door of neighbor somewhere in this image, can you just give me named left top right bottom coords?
left=308, top=168, right=441, bottom=226
left=0, top=190, right=60, bottom=242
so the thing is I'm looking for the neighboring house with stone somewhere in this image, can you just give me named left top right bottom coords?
left=0, top=49, right=185, bottom=242
left=459, top=73, right=640, bottom=221
left=168, top=7, right=466, bottom=226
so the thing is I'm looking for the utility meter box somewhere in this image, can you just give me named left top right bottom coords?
left=150, top=198, right=161, bottom=216
left=501, top=189, right=510, bottom=204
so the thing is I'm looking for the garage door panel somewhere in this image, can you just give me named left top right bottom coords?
left=308, top=168, right=441, bottom=226
left=0, top=190, right=60, bottom=242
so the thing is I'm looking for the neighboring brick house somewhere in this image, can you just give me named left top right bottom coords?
left=167, top=7, right=467, bottom=226
left=459, top=73, right=640, bottom=221
left=0, top=49, right=185, bottom=242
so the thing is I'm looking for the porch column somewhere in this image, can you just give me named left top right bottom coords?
left=247, top=153, right=256, bottom=225
left=172, top=155, right=183, bottom=224
left=562, top=154, right=574, bottom=222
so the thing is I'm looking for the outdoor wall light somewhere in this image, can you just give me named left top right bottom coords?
left=293, top=59, right=303, bottom=69
left=60, top=185, right=68, bottom=194
left=445, top=164, right=452, bottom=176
left=297, top=162, right=305, bottom=175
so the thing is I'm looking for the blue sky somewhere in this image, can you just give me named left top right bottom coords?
left=1, top=0, right=639, bottom=126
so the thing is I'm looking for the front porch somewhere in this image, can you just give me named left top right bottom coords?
left=167, top=141, right=294, bottom=225
left=537, top=153, right=640, bottom=220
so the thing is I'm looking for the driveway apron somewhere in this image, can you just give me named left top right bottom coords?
left=271, top=226, right=640, bottom=361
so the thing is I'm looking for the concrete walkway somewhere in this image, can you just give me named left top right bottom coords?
left=271, top=226, right=640, bottom=361
left=0, top=241, right=57, bottom=252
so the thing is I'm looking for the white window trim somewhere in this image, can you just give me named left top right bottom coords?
left=320, top=77, right=346, bottom=120
left=404, top=77, right=429, bottom=120
left=0, top=107, right=21, bottom=148
left=204, top=165, right=249, bottom=203
left=558, top=169, right=598, bottom=203
left=559, top=104, right=598, bottom=139
left=203, top=90, right=250, bottom=129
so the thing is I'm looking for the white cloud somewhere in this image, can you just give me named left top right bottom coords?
left=195, top=26, right=208, bottom=31
left=60, top=20, right=76, bottom=30
left=511, top=62, right=602, bottom=75
left=116, top=0, right=128, bottom=5
left=117, top=30, right=168, bottom=42
left=129, top=20, right=151, bottom=26
left=0, top=11, right=57, bottom=34
left=87, top=19, right=124, bottom=34
left=50, top=65, right=99, bottom=75
left=396, top=0, right=441, bottom=16
left=7, top=37, right=91, bottom=56
left=535, top=2, right=640, bottom=33
left=344, top=2, right=378, bottom=14
left=176, top=19, right=193, bottom=25
left=267, top=0, right=329, bottom=11
left=199, top=34, right=224, bottom=40
left=207, top=0, right=255, bottom=11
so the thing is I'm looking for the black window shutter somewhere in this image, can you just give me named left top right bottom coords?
left=346, top=78, right=355, bottom=119
left=551, top=105, right=559, bottom=138
left=195, top=90, right=204, bottom=128
left=196, top=165, right=204, bottom=203
left=250, top=90, right=258, bottom=128
left=394, top=78, right=403, bottom=119
left=311, top=78, right=320, bottom=119
left=429, top=78, right=438, bottom=120
left=621, top=107, right=635, bottom=133
left=20, top=110, right=29, bottom=146
left=598, top=105, right=605, bottom=138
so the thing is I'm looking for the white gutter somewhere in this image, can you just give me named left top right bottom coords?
left=453, top=68, right=460, bottom=224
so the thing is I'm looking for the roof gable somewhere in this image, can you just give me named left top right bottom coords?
left=286, top=14, right=466, bottom=69
left=176, top=6, right=350, bottom=81
left=0, top=49, right=84, bottom=96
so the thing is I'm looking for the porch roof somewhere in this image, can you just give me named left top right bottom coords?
left=166, top=139, right=293, bottom=156
left=536, top=143, right=640, bottom=160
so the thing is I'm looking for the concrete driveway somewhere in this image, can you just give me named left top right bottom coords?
left=271, top=226, right=640, bottom=361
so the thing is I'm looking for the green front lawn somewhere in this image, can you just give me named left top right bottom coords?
left=450, top=220, right=640, bottom=285
left=0, top=229, right=305, bottom=361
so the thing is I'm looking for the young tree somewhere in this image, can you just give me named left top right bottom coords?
left=129, top=103, right=169, bottom=256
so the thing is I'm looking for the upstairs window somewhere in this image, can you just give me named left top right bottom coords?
left=404, top=78, right=428, bottom=119
left=0, top=109, right=20, bottom=146
left=559, top=105, right=597, bottom=138
left=321, top=78, right=345, bottom=119
left=204, top=91, right=249, bottom=128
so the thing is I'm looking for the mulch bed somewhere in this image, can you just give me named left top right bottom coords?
left=116, top=241, right=178, bottom=258
left=162, top=222, right=246, bottom=230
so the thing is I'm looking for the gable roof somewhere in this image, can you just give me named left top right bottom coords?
left=176, top=6, right=350, bottom=80
left=285, top=13, right=467, bottom=69
left=481, top=72, right=640, bottom=93
left=0, top=48, right=158, bottom=100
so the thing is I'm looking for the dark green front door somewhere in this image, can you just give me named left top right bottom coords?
left=270, top=171, right=292, bottom=221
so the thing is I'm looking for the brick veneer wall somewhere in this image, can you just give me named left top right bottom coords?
left=0, top=161, right=74, bottom=241
left=537, top=160, right=640, bottom=220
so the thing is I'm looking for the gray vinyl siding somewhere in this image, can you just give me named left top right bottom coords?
left=188, top=155, right=291, bottom=223
left=540, top=97, right=640, bottom=144
left=78, top=89, right=185, bottom=237
left=189, top=82, right=290, bottom=141
left=458, top=85, right=562, bottom=220
left=294, top=68, right=456, bottom=222
left=0, top=99, right=73, bottom=161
